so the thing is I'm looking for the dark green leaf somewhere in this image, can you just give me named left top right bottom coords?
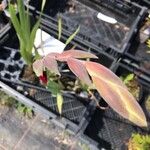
left=47, top=80, right=62, bottom=95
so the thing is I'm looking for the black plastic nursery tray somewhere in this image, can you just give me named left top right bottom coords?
left=0, top=20, right=117, bottom=134
left=81, top=108, right=146, bottom=150
left=0, top=12, right=9, bottom=30
left=122, top=23, right=150, bottom=88
left=32, top=0, right=147, bottom=54
left=80, top=63, right=149, bottom=150
left=0, top=12, right=10, bottom=44
left=131, top=0, right=150, bottom=8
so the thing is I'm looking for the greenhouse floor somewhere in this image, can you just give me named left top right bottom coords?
left=0, top=105, right=82, bottom=150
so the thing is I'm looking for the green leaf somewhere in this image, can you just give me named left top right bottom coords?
left=57, top=93, right=63, bottom=114
left=123, top=74, right=134, bottom=84
left=41, top=0, right=46, bottom=12
left=58, top=16, right=62, bottom=40
left=9, top=4, right=22, bottom=38
left=29, top=21, right=40, bottom=52
left=47, top=79, right=62, bottom=95
left=65, top=26, right=80, bottom=46
left=17, top=0, right=26, bottom=35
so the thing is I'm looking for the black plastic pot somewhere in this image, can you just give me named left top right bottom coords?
left=30, top=0, right=147, bottom=55
left=0, top=12, right=9, bottom=30
left=121, top=52, right=150, bottom=92
left=114, top=63, right=144, bottom=103
left=0, top=15, right=117, bottom=134
left=0, top=12, right=10, bottom=45
left=143, top=91, right=150, bottom=121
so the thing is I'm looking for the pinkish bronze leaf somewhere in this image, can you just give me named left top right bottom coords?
left=67, top=58, right=92, bottom=86
left=84, top=61, right=147, bottom=127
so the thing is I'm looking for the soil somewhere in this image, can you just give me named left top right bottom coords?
left=126, top=77, right=140, bottom=101
left=21, top=65, right=37, bottom=83
left=121, top=74, right=140, bottom=101
left=145, top=95, right=150, bottom=112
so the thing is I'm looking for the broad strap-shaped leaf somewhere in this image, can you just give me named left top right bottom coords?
left=67, top=58, right=92, bottom=86
left=56, top=50, right=98, bottom=61
left=43, top=54, right=60, bottom=75
left=33, top=59, right=43, bottom=76
left=84, top=61, right=147, bottom=127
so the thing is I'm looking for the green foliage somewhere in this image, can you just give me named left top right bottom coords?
left=120, top=73, right=140, bottom=100
left=121, top=73, right=134, bottom=84
left=78, top=142, right=90, bottom=150
left=65, top=26, right=80, bottom=46
left=0, top=90, right=33, bottom=118
left=58, top=16, right=62, bottom=40
left=47, top=79, right=62, bottom=95
left=47, top=80, right=63, bottom=114
left=15, top=101, right=33, bottom=118
left=129, top=133, right=150, bottom=150
left=0, top=90, right=16, bottom=106
left=8, top=0, right=44, bottom=65
left=56, top=93, right=63, bottom=114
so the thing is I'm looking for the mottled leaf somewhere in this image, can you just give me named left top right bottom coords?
left=56, top=50, right=98, bottom=61
left=32, top=59, right=43, bottom=76
left=67, top=58, right=91, bottom=86
left=85, top=61, right=147, bottom=127
left=43, top=54, right=60, bottom=75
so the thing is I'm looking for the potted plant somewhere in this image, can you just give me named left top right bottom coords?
left=118, top=66, right=143, bottom=103
left=32, top=42, right=147, bottom=128
left=0, top=0, right=145, bottom=135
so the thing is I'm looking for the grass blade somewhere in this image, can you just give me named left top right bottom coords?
left=65, top=26, right=80, bottom=46
left=58, top=16, right=62, bottom=40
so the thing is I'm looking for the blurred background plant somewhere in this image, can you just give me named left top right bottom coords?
left=128, top=133, right=150, bottom=150
left=0, top=90, right=34, bottom=118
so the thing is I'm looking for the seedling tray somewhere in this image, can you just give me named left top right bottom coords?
left=120, top=53, right=150, bottom=89
left=0, top=12, right=10, bottom=45
left=32, top=0, right=147, bottom=54
left=0, top=12, right=9, bottom=31
left=0, top=18, right=116, bottom=134
left=131, top=0, right=150, bottom=8
left=79, top=62, right=149, bottom=149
